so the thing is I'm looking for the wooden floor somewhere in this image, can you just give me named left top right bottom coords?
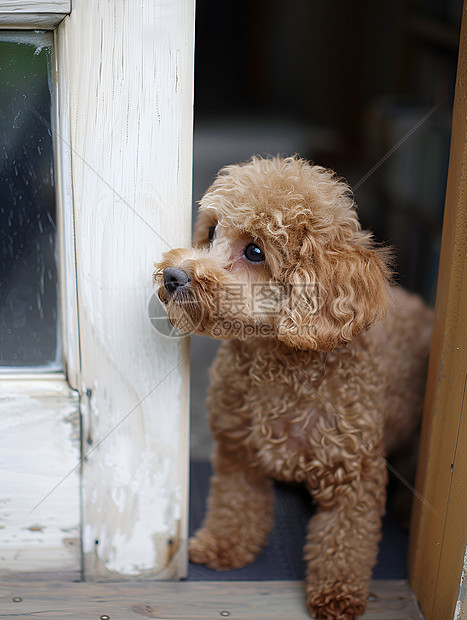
left=0, top=579, right=424, bottom=619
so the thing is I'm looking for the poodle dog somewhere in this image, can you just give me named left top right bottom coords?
left=154, top=156, right=432, bottom=619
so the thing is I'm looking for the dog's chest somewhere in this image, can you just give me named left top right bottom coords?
left=232, top=345, right=328, bottom=482
left=242, top=379, right=320, bottom=480
left=211, top=340, right=360, bottom=483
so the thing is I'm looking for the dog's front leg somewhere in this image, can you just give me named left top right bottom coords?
left=189, top=440, right=274, bottom=570
left=304, top=455, right=387, bottom=620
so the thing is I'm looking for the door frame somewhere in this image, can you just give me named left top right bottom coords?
left=408, top=4, right=467, bottom=618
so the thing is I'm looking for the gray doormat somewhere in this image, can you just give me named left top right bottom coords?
left=188, top=461, right=409, bottom=581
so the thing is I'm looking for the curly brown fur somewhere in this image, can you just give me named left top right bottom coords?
left=154, top=156, right=433, bottom=619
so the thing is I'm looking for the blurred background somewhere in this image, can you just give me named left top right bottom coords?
left=190, top=0, right=463, bottom=461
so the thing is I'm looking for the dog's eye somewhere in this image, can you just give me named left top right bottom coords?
left=208, top=226, right=216, bottom=242
left=244, top=243, right=265, bottom=263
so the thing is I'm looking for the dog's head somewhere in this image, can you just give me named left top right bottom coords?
left=154, top=156, right=392, bottom=351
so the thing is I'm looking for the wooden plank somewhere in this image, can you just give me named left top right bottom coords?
left=0, top=1, right=70, bottom=11
left=408, top=5, right=467, bottom=620
left=56, top=0, right=194, bottom=580
left=0, top=0, right=70, bottom=28
left=0, top=13, right=67, bottom=27
left=0, top=378, right=81, bottom=578
left=0, top=580, right=423, bottom=619
left=435, top=373, right=467, bottom=617
left=53, top=22, right=80, bottom=391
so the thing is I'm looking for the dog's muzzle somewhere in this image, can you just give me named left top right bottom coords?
left=163, top=267, right=190, bottom=295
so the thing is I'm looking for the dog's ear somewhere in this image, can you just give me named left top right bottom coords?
left=277, top=234, right=392, bottom=351
left=193, top=209, right=217, bottom=248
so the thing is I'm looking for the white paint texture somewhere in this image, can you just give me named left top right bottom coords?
left=0, top=1, right=70, bottom=10
left=0, top=379, right=80, bottom=575
left=455, top=545, right=467, bottom=620
left=53, top=24, right=80, bottom=390
left=56, top=0, right=194, bottom=579
left=0, top=0, right=70, bottom=28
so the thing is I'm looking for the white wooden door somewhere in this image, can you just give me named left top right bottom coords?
left=0, top=0, right=194, bottom=580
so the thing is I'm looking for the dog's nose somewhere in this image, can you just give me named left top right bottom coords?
left=163, top=267, right=190, bottom=294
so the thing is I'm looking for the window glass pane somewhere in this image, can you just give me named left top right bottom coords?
left=0, top=31, right=61, bottom=371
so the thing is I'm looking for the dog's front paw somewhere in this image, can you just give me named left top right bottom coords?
left=306, top=582, right=366, bottom=620
left=189, top=528, right=259, bottom=570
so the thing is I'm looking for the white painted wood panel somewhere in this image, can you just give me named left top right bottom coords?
left=0, top=377, right=81, bottom=578
left=454, top=545, right=467, bottom=620
left=0, top=0, right=70, bottom=28
left=53, top=25, right=81, bottom=391
left=0, top=1, right=69, bottom=10
left=0, top=13, right=81, bottom=577
left=0, top=14, right=67, bottom=28
left=56, top=0, right=194, bottom=579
